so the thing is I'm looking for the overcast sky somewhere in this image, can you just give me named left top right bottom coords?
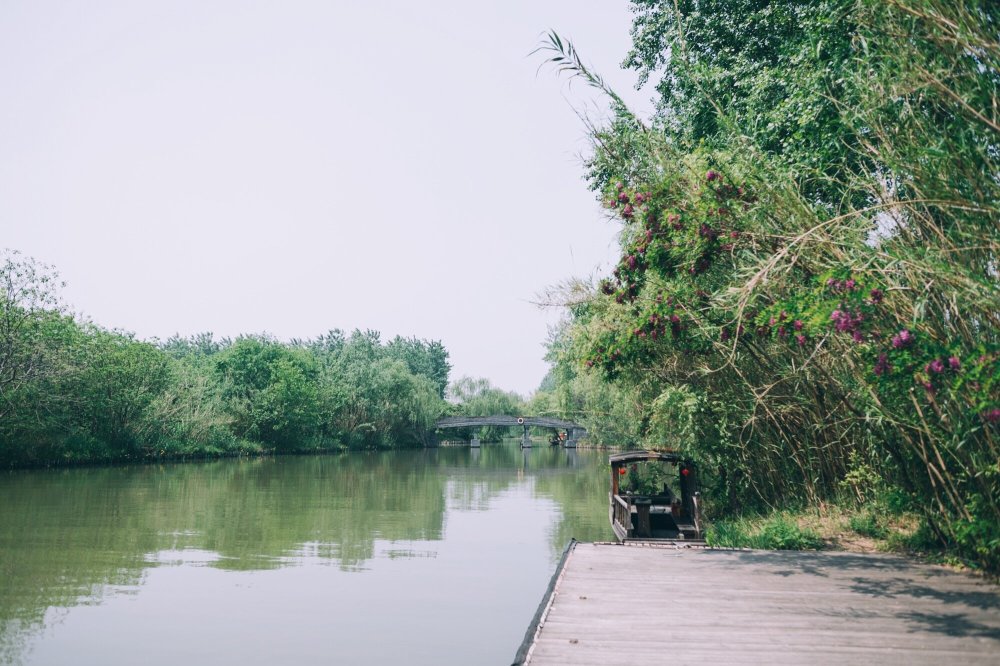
left=1, top=1, right=653, bottom=396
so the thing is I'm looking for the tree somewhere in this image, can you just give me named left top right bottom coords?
left=214, top=337, right=321, bottom=450
left=70, top=328, right=172, bottom=456
left=623, top=0, right=863, bottom=206
left=385, top=336, right=451, bottom=398
left=0, top=250, right=65, bottom=417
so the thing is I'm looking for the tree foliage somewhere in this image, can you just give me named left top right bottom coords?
left=0, top=256, right=453, bottom=465
left=536, top=0, right=1000, bottom=570
left=0, top=250, right=65, bottom=418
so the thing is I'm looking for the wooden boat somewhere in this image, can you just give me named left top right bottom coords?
left=609, top=450, right=704, bottom=542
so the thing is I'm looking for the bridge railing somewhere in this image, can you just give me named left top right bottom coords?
left=432, top=415, right=587, bottom=433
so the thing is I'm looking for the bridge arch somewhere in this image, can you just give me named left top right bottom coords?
left=432, top=415, right=587, bottom=448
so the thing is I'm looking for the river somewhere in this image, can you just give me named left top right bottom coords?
left=0, top=443, right=613, bottom=665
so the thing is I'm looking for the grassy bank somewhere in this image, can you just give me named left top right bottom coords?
left=705, top=503, right=988, bottom=574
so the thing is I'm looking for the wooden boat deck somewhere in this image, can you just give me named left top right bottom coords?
left=514, top=541, right=1000, bottom=665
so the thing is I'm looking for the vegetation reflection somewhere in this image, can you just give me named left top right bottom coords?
left=0, top=445, right=611, bottom=661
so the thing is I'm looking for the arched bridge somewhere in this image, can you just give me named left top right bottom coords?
left=432, top=415, right=587, bottom=448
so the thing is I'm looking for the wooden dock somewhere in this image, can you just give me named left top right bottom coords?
left=513, top=541, right=1000, bottom=665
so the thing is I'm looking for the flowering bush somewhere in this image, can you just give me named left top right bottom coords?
left=539, top=0, right=1000, bottom=571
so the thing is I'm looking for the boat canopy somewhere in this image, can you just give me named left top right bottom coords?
left=609, top=450, right=689, bottom=466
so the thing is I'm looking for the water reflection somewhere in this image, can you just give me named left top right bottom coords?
left=0, top=443, right=612, bottom=665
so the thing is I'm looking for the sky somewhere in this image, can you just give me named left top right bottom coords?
left=1, top=0, right=655, bottom=396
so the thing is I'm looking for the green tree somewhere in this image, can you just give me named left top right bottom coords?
left=214, top=337, right=321, bottom=450
left=0, top=250, right=65, bottom=419
left=69, top=329, right=171, bottom=457
left=622, top=0, right=863, bottom=205
left=385, top=336, right=451, bottom=399
left=0, top=258, right=453, bottom=464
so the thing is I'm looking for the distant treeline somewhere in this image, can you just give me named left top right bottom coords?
left=533, top=1, right=999, bottom=571
left=0, top=251, right=460, bottom=466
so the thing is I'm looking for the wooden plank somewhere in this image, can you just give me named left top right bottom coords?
left=518, top=542, right=1000, bottom=665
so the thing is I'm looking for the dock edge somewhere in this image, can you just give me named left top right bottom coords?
left=510, top=538, right=578, bottom=666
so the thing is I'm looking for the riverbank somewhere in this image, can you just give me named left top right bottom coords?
left=705, top=503, right=990, bottom=577
left=0, top=440, right=427, bottom=471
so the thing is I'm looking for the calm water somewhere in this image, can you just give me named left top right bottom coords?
left=0, top=443, right=613, bottom=665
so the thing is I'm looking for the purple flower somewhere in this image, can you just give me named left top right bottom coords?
left=845, top=279, right=857, bottom=291
left=869, top=289, right=884, bottom=304
left=796, top=334, right=806, bottom=347
left=778, top=326, right=787, bottom=339
left=948, top=356, right=961, bottom=370
left=635, top=193, right=645, bottom=204
left=852, top=331, right=865, bottom=344
left=828, top=307, right=865, bottom=336
left=706, top=170, right=719, bottom=181
left=926, top=359, right=945, bottom=374
left=874, top=353, right=891, bottom=376
left=983, top=408, right=1000, bottom=424
left=623, top=204, right=634, bottom=218
left=618, top=192, right=629, bottom=203
left=891, top=329, right=913, bottom=349
left=793, top=320, right=804, bottom=331
left=616, top=182, right=624, bottom=191
left=720, top=328, right=731, bottom=342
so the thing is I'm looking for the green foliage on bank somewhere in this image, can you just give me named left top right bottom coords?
left=0, top=252, right=453, bottom=466
left=706, top=514, right=825, bottom=551
left=534, top=1, right=1000, bottom=571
